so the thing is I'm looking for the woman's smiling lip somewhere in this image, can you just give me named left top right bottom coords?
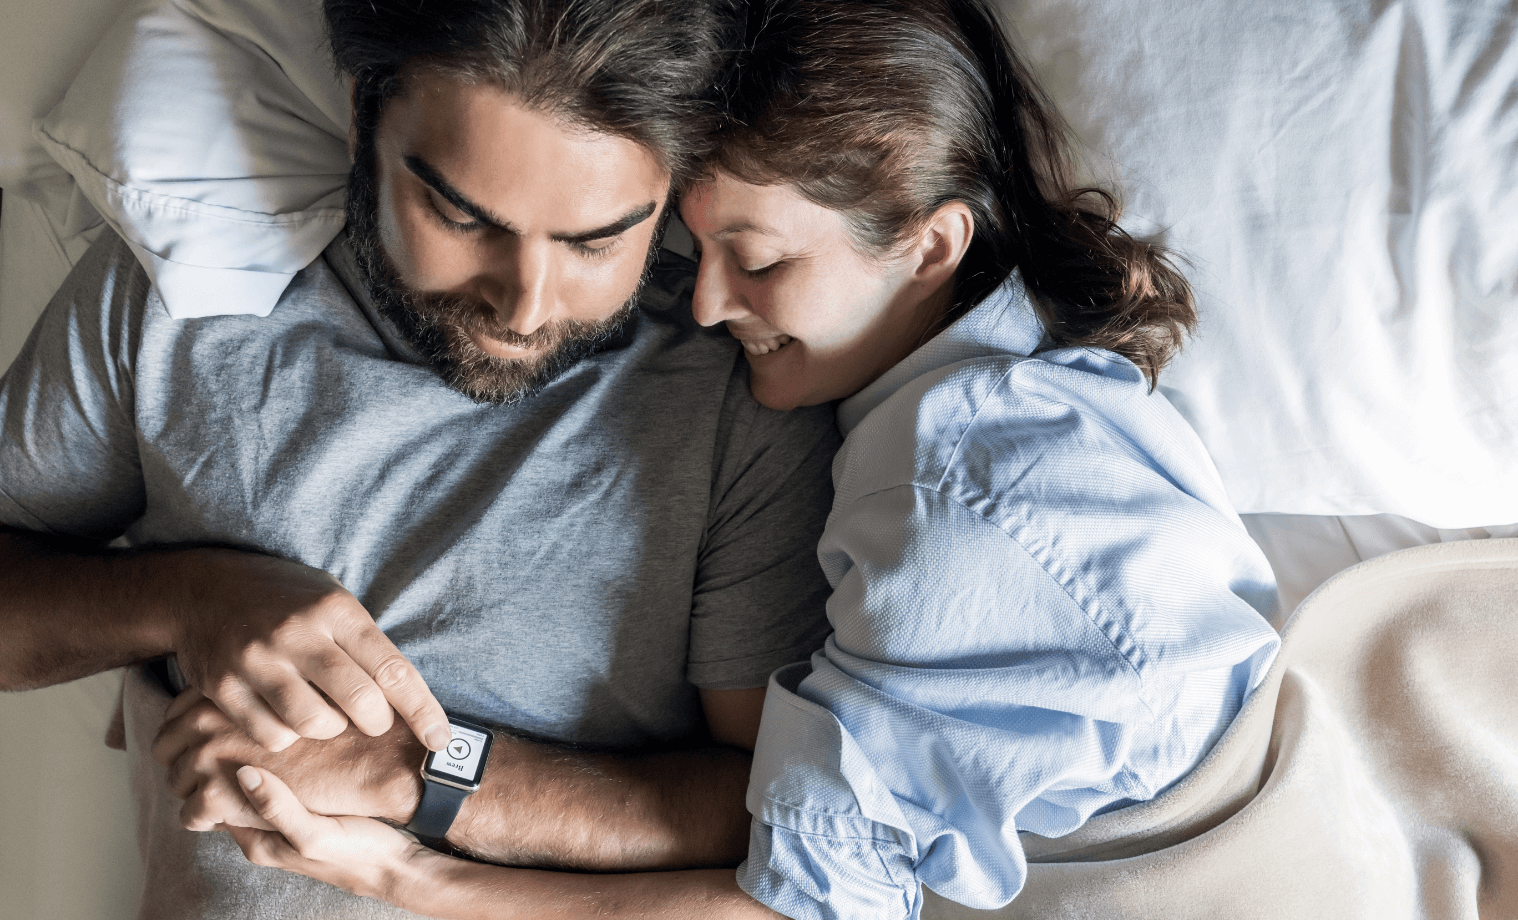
left=727, top=321, right=794, bottom=356
left=736, top=333, right=794, bottom=356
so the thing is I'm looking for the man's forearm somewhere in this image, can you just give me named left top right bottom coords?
left=381, top=730, right=755, bottom=871
left=390, top=858, right=780, bottom=920
left=0, top=528, right=181, bottom=690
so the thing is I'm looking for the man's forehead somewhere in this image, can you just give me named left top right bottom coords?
left=381, top=71, right=670, bottom=232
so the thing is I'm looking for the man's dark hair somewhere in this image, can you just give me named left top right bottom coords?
left=324, top=0, right=736, bottom=188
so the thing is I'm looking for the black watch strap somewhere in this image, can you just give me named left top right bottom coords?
left=406, top=780, right=471, bottom=846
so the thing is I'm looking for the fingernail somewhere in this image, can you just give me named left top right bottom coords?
left=237, top=766, right=262, bottom=791
left=424, top=725, right=453, bottom=752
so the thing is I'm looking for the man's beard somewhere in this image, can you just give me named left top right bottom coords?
left=344, top=140, right=650, bottom=407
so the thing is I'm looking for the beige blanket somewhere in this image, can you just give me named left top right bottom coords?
left=925, top=538, right=1518, bottom=919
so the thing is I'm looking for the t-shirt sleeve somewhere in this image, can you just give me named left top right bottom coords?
left=685, top=370, right=840, bottom=690
left=0, top=232, right=149, bottom=540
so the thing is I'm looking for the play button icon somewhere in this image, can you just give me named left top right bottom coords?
left=428, top=721, right=490, bottom=783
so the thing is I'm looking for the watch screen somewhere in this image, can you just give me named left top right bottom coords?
left=423, top=720, right=492, bottom=786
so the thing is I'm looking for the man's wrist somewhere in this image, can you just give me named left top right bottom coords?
left=436, top=731, right=512, bottom=850
left=143, top=547, right=236, bottom=667
left=380, top=731, right=429, bottom=825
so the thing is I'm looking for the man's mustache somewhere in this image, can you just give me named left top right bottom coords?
left=411, top=291, right=583, bottom=353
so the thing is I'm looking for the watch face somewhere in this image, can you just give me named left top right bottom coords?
left=423, top=719, right=492, bottom=787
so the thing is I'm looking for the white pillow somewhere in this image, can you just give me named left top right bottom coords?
left=1006, top=0, right=1518, bottom=527
left=34, top=0, right=350, bottom=318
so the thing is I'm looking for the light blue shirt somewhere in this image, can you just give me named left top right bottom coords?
left=736, top=274, right=1281, bottom=920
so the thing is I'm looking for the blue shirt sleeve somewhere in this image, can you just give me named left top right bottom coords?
left=739, top=429, right=1279, bottom=918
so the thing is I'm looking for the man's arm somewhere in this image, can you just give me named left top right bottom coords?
left=228, top=765, right=784, bottom=920
left=0, top=528, right=180, bottom=690
left=0, top=526, right=451, bottom=752
left=158, top=685, right=767, bottom=870
left=444, top=686, right=764, bottom=869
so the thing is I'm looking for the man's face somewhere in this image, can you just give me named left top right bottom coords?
left=347, top=70, right=672, bottom=404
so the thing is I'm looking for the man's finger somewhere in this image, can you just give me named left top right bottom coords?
left=335, top=622, right=450, bottom=751
left=163, top=687, right=206, bottom=724
left=300, top=651, right=395, bottom=739
left=152, top=698, right=226, bottom=769
left=166, top=746, right=212, bottom=799
left=204, top=676, right=303, bottom=752
left=247, top=663, right=351, bottom=742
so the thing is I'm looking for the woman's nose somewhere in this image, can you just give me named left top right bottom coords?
left=691, top=257, right=750, bottom=327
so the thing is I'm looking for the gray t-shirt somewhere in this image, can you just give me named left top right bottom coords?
left=0, top=230, right=839, bottom=918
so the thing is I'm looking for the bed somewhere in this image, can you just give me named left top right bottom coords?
left=1, top=0, right=1514, bottom=917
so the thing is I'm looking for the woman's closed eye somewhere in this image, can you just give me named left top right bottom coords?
left=743, top=261, right=782, bottom=279
left=687, top=234, right=783, bottom=278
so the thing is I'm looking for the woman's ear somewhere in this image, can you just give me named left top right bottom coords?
left=910, top=201, right=975, bottom=288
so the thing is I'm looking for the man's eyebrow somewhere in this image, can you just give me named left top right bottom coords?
left=552, top=201, right=658, bottom=245
left=404, top=155, right=516, bottom=232
left=404, top=154, right=657, bottom=244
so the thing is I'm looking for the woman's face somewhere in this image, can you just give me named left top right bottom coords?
left=680, top=171, right=943, bottom=410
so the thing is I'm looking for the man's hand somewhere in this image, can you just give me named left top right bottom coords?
left=153, top=689, right=425, bottom=831
left=170, top=548, right=452, bottom=752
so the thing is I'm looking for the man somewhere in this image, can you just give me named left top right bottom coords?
left=0, top=1, right=838, bottom=916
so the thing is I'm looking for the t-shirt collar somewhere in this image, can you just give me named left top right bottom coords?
left=836, top=272, right=1042, bottom=436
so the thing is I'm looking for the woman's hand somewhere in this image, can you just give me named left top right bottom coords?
left=227, top=765, right=437, bottom=902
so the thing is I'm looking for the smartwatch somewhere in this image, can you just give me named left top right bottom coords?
left=406, top=715, right=493, bottom=847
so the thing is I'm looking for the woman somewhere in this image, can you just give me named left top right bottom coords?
left=227, top=0, right=1280, bottom=916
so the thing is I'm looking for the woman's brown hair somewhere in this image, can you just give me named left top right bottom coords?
left=710, top=0, right=1195, bottom=386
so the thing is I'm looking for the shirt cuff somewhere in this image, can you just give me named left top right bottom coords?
left=738, top=819, right=919, bottom=920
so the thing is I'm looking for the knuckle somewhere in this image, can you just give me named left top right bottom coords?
left=346, top=682, right=386, bottom=715
left=245, top=840, right=271, bottom=867
left=209, top=674, right=243, bottom=704
left=248, top=834, right=280, bottom=867
left=266, top=617, right=310, bottom=649
left=261, top=680, right=299, bottom=715
left=309, top=649, right=346, bottom=674
left=181, top=794, right=213, bottom=829
left=293, top=709, right=345, bottom=740
left=191, top=704, right=227, bottom=733
left=165, top=764, right=189, bottom=798
left=190, top=747, right=221, bottom=778
left=256, top=798, right=287, bottom=829
left=369, top=655, right=415, bottom=692
left=199, top=783, right=230, bottom=815
left=150, top=736, right=174, bottom=767
left=314, top=588, right=360, bottom=623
